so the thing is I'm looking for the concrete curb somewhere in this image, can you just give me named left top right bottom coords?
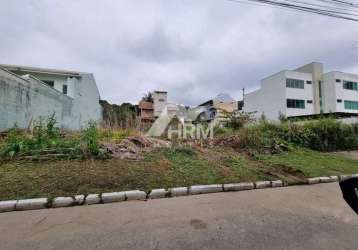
left=149, top=189, right=167, bottom=199
left=255, top=181, right=271, bottom=189
left=16, top=198, right=48, bottom=211
left=189, top=184, right=223, bottom=195
left=0, top=200, right=17, bottom=213
left=1, top=174, right=357, bottom=213
left=125, top=190, right=147, bottom=201
left=223, top=182, right=254, bottom=191
left=52, top=197, right=74, bottom=208
left=85, top=194, right=101, bottom=205
left=169, top=187, right=188, bottom=197
left=102, top=192, right=126, bottom=203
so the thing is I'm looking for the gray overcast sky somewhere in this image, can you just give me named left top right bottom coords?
left=1, top=0, right=357, bottom=105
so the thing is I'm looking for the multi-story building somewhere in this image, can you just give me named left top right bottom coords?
left=243, top=62, right=358, bottom=120
left=0, top=64, right=102, bottom=131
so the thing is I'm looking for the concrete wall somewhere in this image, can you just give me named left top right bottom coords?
left=153, top=91, right=167, bottom=117
left=0, top=68, right=102, bottom=131
left=284, top=71, right=314, bottom=117
left=295, top=62, right=323, bottom=114
left=323, top=72, right=358, bottom=114
left=244, top=70, right=314, bottom=120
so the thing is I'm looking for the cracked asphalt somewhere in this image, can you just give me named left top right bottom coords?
left=0, top=183, right=357, bottom=250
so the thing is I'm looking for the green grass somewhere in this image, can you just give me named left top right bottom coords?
left=0, top=146, right=357, bottom=201
left=255, top=148, right=358, bottom=177
left=0, top=147, right=261, bottom=201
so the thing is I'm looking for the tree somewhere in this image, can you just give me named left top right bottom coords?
left=142, top=92, right=153, bottom=102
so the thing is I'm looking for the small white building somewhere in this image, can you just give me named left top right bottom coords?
left=152, top=90, right=168, bottom=118
left=0, top=64, right=102, bottom=131
left=243, top=62, right=358, bottom=120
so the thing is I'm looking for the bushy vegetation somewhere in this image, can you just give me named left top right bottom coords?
left=100, top=100, right=138, bottom=129
left=224, top=114, right=358, bottom=152
left=0, top=115, right=110, bottom=160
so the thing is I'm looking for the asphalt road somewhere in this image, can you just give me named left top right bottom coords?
left=0, top=183, right=357, bottom=250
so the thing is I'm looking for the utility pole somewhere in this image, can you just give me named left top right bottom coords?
left=242, top=88, right=245, bottom=106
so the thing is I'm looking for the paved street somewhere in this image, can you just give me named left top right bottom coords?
left=0, top=183, right=357, bottom=250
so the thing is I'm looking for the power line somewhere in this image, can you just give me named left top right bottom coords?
left=225, top=0, right=358, bottom=21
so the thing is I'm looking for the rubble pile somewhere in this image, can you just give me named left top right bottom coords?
left=103, top=136, right=171, bottom=160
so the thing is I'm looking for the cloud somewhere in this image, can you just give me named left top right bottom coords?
left=0, top=0, right=357, bottom=105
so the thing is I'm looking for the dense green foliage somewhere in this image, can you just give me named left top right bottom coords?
left=238, top=118, right=358, bottom=152
left=0, top=117, right=108, bottom=160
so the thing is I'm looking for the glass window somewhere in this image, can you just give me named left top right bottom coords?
left=337, top=99, right=342, bottom=103
left=336, top=79, right=341, bottom=83
left=43, top=80, right=54, bottom=87
left=307, top=100, right=313, bottom=104
left=62, top=85, right=68, bottom=94
left=344, top=100, right=358, bottom=110
left=287, top=99, right=305, bottom=109
left=343, top=81, right=358, bottom=91
left=306, top=81, right=312, bottom=84
left=286, top=78, right=304, bottom=89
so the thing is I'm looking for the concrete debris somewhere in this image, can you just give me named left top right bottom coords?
left=103, top=136, right=171, bottom=160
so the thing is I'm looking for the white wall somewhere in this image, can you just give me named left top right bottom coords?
left=284, top=71, right=314, bottom=117
left=21, top=72, right=75, bottom=98
left=0, top=68, right=102, bottom=131
left=323, top=71, right=358, bottom=114
left=244, top=70, right=313, bottom=120
left=153, top=92, right=167, bottom=117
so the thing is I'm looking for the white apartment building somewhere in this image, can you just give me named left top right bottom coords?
left=243, top=62, right=358, bottom=120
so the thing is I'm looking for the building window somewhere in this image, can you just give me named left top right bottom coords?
left=344, top=100, right=358, bottom=110
left=336, top=79, right=341, bottom=83
left=43, top=80, right=54, bottom=87
left=287, top=99, right=305, bottom=109
left=62, top=85, right=68, bottom=95
left=306, top=81, right=312, bottom=84
left=158, top=99, right=165, bottom=102
left=307, top=100, right=313, bottom=104
left=318, top=80, right=323, bottom=113
left=286, top=78, right=304, bottom=89
left=343, top=81, right=358, bottom=91
left=337, top=99, right=342, bottom=103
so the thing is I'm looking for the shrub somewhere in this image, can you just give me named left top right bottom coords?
left=248, top=118, right=358, bottom=152
left=222, top=110, right=256, bottom=130
left=82, top=122, right=100, bottom=156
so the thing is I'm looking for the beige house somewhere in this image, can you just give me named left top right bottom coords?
left=199, top=93, right=238, bottom=120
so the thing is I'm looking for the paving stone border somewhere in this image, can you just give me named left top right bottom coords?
left=1, top=174, right=357, bottom=213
